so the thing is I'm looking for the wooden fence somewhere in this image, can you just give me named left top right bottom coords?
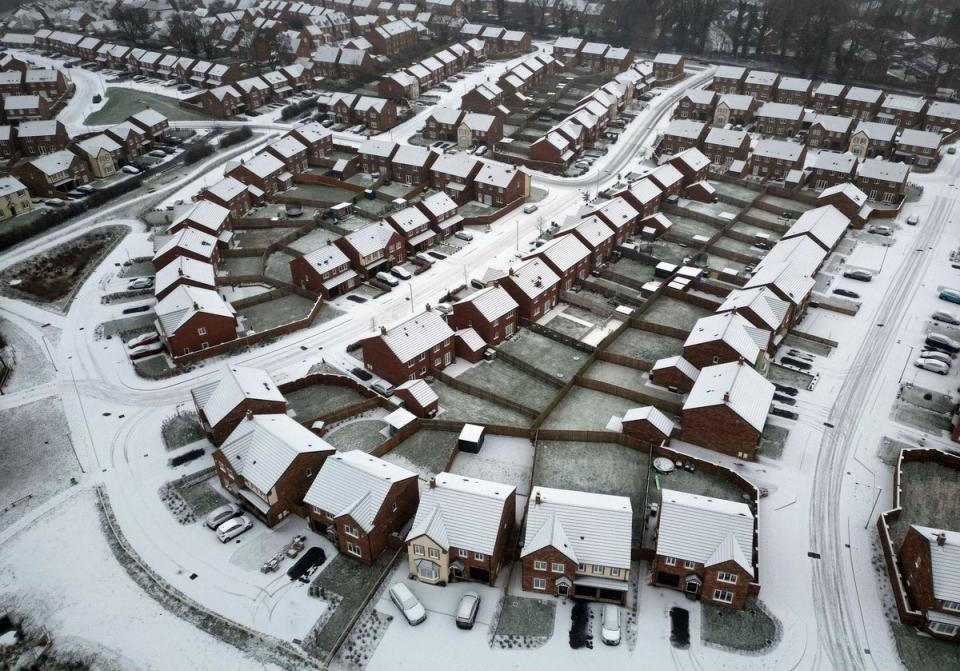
left=435, top=370, right=539, bottom=418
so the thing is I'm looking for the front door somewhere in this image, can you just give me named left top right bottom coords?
left=557, top=584, right=568, bottom=596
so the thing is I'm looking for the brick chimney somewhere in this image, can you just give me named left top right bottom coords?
left=937, top=532, right=947, bottom=546
left=425, top=303, right=432, bottom=311
left=723, top=391, right=730, bottom=402
left=429, top=477, right=436, bottom=488
left=535, top=491, right=541, bottom=505
left=508, top=266, right=515, bottom=276
left=380, top=325, right=387, bottom=335
left=245, top=409, right=254, bottom=421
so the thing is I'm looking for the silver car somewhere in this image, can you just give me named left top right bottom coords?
left=205, top=503, right=242, bottom=530
left=455, top=591, right=480, bottom=629
left=600, top=604, right=621, bottom=646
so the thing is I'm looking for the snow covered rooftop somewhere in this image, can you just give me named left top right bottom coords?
left=622, top=406, right=675, bottom=437
left=155, top=285, right=235, bottom=336
left=717, top=287, right=789, bottom=332
left=857, top=158, right=910, bottom=183
left=663, top=119, right=706, bottom=140
left=301, top=244, right=350, bottom=274
left=407, top=472, right=515, bottom=554
left=172, top=200, right=230, bottom=235
left=192, top=365, right=285, bottom=429
left=898, top=129, right=942, bottom=150
left=813, top=151, right=857, bottom=173
left=219, top=414, right=334, bottom=495
left=744, top=70, right=778, bottom=86
left=656, top=489, right=755, bottom=576
left=378, top=310, right=455, bottom=363
left=303, top=450, right=416, bottom=533
left=756, top=102, right=804, bottom=121
left=154, top=227, right=218, bottom=262
left=204, top=176, right=248, bottom=202
left=811, top=114, right=854, bottom=133
left=527, top=234, right=590, bottom=272
left=684, top=312, right=765, bottom=364
left=395, top=378, right=438, bottom=408
left=782, top=205, right=849, bottom=251
left=522, top=486, right=632, bottom=569
left=911, top=525, right=960, bottom=604
left=343, top=222, right=396, bottom=258
left=154, top=256, right=216, bottom=298
left=705, top=127, right=748, bottom=148
left=651, top=355, right=699, bottom=380
left=683, top=361, right=774, bottom=433
left=504, top=258, right=560, bottom=298
left=455, top=286, right=518, bottom=322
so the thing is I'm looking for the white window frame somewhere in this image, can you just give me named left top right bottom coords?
left=429, top=547, right=440, bottom=559
left=930, top=621, right=958, bottom=636
left=551, top=562, right=564, bottom=573
left=344, top=524, right=358, bottom=538
left=474, top=551, right=484, bottom=561
left=664, top=557, right=676, bottom=566
left=593, top=564, right=603, bottom=574
left=534, top=560, right=547, bottom=571
left=942, top=600, right=960, bottom=613
left=713, top=589, right=734, bottom=604
left=684, top=560, right=695, bottom=569
left=459, top=548, right=468, bottom=558
left=717, top=571, right=738, bottom=585
left=611, top=567, right=621, bottom=577
left=533, top=577, right=546, bottom=590
left=346, top=541, right=362, bottom=557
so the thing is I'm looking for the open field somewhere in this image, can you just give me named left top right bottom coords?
left=85, top=88, right=213, bottom=124
left=285, top=384, right=367, bottom=422
left=238, top=294, right=316, bottom=332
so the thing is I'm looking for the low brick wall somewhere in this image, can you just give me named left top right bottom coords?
left=461, top=196, right=524, bottom=227
left=788, top=329, right=839, bottom=349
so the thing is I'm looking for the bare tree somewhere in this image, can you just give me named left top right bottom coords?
left=113, top=4, right=151, bottom=44
left=241, top=30, right=293, bottom=73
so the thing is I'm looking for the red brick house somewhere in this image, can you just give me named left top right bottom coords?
left=360, top=309, right=456, bottom=385
left=658, top=119, right=707, bottom=156
left=128, top=109, right=170, bottom=141
left=682, top=311, right=767, bottom=370
left=924, top=101, right=960, bottom=134
left=24, top=69, right=68, bottom=98
left=152, top=228, right=220, bottom=270
left=703, top=127, right=750, bottom=167
left=499, top=258, right=560, bottom=320
left=879, top=94, right=927, bottom=128
left=716, top=287, right=791, bottom=343
left=190, top=364, right=288, bottom=445
left=378, top=71, right=419, bottom=101
left=809, top=151, right=857, bottom=190
left=105, top=121, right=148, bottom=158
left=227, top=152, right=289, bottom=198
left=897, top=525, right=960, bottom=641
left=16, top=119, right=68, bottom=155
left=557, top=215, right=616, bottom=265
left=304, top=451, right=419, bottom=564
left=895, top=129, right=943, bottom=168
left=754, top=102, right=804, bottom=137
left=712, top=65, right=747, bottom=94
left=841, top=86, right=884, bottom=120
left=450, top=286, right=519, bottom=346
left=713, top=94, right=757, bottom=127
left=287, top=123, right=334, bottom=165
left=416, top=191, right=463, bottom=240
left=387, top=205, right=436, bottom=253
left=425, top=107, right=465, bottom=141
left=198, top=85, right=245, bottom=118
left=584, top=196, right=640, bottom=245
left=529, top=132, right=574, bottom=168
left=674, top=89, right=717, bottom=121
left=849, top=121, right=897, bottom=160
left=620, top=178, right=663, bottom=217
left=214, top=414, right=335, bottom=526
left=169, top=199, right=232, bottom=240
left=290, top=244, right=358, bottom=298
left=335, top=222, right=406, bottom=279
left=358, top=138, right=398, bottom=176
left=521, top=487, right=632, bottom=603
left=774, top=77, right=812, bottom=105
left=154, top=256, right=216, bottom=302
left=652, top=53, right=684, bottom=83
left=391, top=145, right=436, bottom=185
left=430, top=153, right=481, bottom=204
left=817, top=183, right=873, bottom=229
left=457, top=113, right=503, bottom=148
left=15, top=150, right=90, bottom=196
left=525, top=234, right=592, bottom=291
left=4, top=94, right=49, bottom=122
left=154, top=285, right=237, bottom=357
left=813, top=82, right=847, bottom=113
left=743, top=70, right=779, bottom=101
left=474, top=162, right=527, bottom=207
left=406, top=473, right=516, bottom=586
left=807, top=115, right=855, bottom=151
left=855, top=158, right=910, bottom=204
left=266, top=135, right=309, bottom=175
left=749, top=139, right=807, bottom=180
left=653, top=489, right=757, bottom=609
left=668, top=148, right=711, bottom=186
left=680, top=361, right=774, bottom=460
left=200, top=177, right=253, bottom=218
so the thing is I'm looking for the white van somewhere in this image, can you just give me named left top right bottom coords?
left=376, top=271, right=400, bottom=287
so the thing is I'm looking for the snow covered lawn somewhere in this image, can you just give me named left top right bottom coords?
left=382, top=429, right=456, bottom=478
left=449, top=435, right=534, bottom=496
left=431, top=380, right=531, bottom=427
left=0, top=398, right=80, bottom=531
left=604, top=327, right=684, bottom=362
left=0, top=317, right=55, bottom=392
left=325, top=419, right=390, bottom=453
left=285, top=384, right=367, bottom=423
left=888, top=460, right=960, bottom=546
left=498, top=330, right=588, bottom=380
left=700, top=600, right=780, bottom=652
left=495, top=596, right=556, bottom=639
left=542, top=388, right=637, bottom=431
left=641, top=296, right=716, bottom=331
left=455, top=359, right=559, bottom=412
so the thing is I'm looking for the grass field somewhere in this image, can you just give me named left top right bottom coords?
left=285, top=384, right=367, bottom=422
left=85, top=88, right=213, bottom=125
left=889, top=460, right=960, bottom=546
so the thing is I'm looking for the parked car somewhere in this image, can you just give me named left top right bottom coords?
left=127, top=276, right=154, bottom=290
left=389, top=583, right=426, bottom=626
left=842, top=269, right=872, bottom=282
left=600, top=604, right=622, bottom=646
left=455, top=591, right=480, bottom=630
left=939, top=289, right=960, bottom=305
left=351, top=367, right=373, bottom=381
left=523, top=204, right=538, bottom=214
left=920, top=350, right=954, bottom=365
left=216, top=515, right=253, bottom=542
left=833, top=288, right=860, bottom=299
left=205, top=503, right=242, bottom=530
left=454, top=230, right=474, bottom=242
left=415, top=252, right=434, bottom=266
left=126, top=331, right=160, bottom=349
left=177, top=84, right=191, bottom=92
left=390, top=266, right=412, bottom=280
left=376, top=271, right=400, bottom=287
left=372, top=382, right=394, bottom=397
left=92, top=94, right=101, bottom=104
left=907, top=214, right=920, bottom=226
left=926, top=333, right=960, bottom=353
left=868, top=225, right=892, bottom=236
left=474, top=146, right=488, bottom=156
left=67, top=189, right=87, bottom=198
left=121, top=165, right=141, bottom=175
left=148, top=149, right=167, bottom=158
left=933, top=309, right=960, bottom=325
left=127, top=342, right=164, bottom=360
left=75, top=185, right=96, bottom=195
left=44, top=198, right=65, bottom=207
left=470, top=279, right=486, bottom=290
left=914, top=358, right=950, bottom=375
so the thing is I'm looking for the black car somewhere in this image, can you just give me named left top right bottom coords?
left=351, top=367, right=373, bottom=381
left=833, top=288, right=860, bottom=299
left=842, top=270, right=872, bottom=282
left=346, top=295, right=367, bottom=303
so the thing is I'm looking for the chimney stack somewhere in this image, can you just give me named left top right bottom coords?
left=245, top=409, right=254, bottom=421
left=509, top=266, right=515, bottom=276
left=535, top=491, right=541, bottom=505
left=429, top=477, right=436, bottom=489
left=425, top=303, right=432, bottom=312
left=937, top=532, right=947, bottom=547
left=723, top=391, right=730, bottom=402
left=380, top=326, right=387, bottom=335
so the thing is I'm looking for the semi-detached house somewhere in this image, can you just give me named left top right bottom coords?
left=290, top=244, right=357, bottom=298
left=154, top=285, right=237, bottom=357
left=361, top=309, right=456, bottom=384
left=524, top=234, right=592, bottom=291
left=449, top=286, right=518, bottom=347
left=335, top=222, right=406, bottom=278
left=498, top=258, right=560, bottom=320
left=190, top=364, right=288, bottom=445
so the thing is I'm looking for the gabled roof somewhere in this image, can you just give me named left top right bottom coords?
left=219, top=414, right=334, bottom=494
left=503, top=257, right=560, bottom=298
left=656, top=489, right=754, bottom=576
left=815, top=82, right=846, bottom=97
left=671, top=147, right=711, bottom=173
left=881, top=94, right=926, bottom=113
left=407, top=472, right=515, bottom=554
left=359, top=138, right=398, bottom=159
left=172, top=200, right=230, bottom=235
left=852, top=121, right=897, bottom=143
left=155, top=285, right=235, bottom=335
left=304, top=450, right=416, bottom=533
left=651, top=355, right=699, bottom=381
left=395, top=378, right=439, bottom=408
left=911, top=525, right=960, bottom=604
left=782, top=205, right=849, bottom=251
left=845, top=86, right=883, bottom=104
left=561, top=215, right=614, bottom=248
left=27, top=150, right=78, bottom=176
left=587, top=196, right=639, bottom=230
left=377, top=310, right=455, bottom=363
left=191, top=364, right=285, bottom=429
left=744, top=70, right=778, bottom=86
left=204, top=176, right=249, bottom=202
left=683, top=361, right=774, bottom=433
left=714, top=65, right=746, bottom=80
left=431, top=153, right=480, bottom=179
left=235, top=152, right=284, bottom=179
left=154, top=227, right=218, bottom=262
left=663, top=119, right=706, bottom=139
left=388, top=205, right=430, bottom=233
left=857, top=157, right=910, bottom=183
left=527, top=234, right=590, bottom=272
left=705, top=127, right=748, bottom=148
left=813, top=151, right=856, bottom=173
left=343, top=221, right=397, bottom=257
left=717, top=287, right=789, bottom=332
left=753, top=138, right=804, bottom=162
left=777, top=76, right=812, bottom=92
left=626, top=178, right=662, bottom=205
left=474, top=161, right=521, bottom=189
left=154, top=256, right=216, bottom=298
left=455, top=285, right=517, bottom=322
left=622, top=406, right=675, bottom=437
left=810, top=114, right=854, bottom=133
left=820, top=182, right=868, bottom=207
left=522, top=486, right=632, bottom=569
left=301, top=244, right=350, bottom=274
left=684, top=311, right=765, bottom=363
left=756, top=102, right=804, bottom=121
left=898, top=129, right=942, bottom=150
left=717, top=93, right=754, bottom=111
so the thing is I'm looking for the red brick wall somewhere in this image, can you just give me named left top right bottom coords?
left=680, top=405, right=762, bottom=459
left=202, top=398, right=289, bottom=445
left=166, top=313, right=236, bottom=357
left=521, top=546, right=575, bottom=595
left=682, top=340, right=750, bottom=371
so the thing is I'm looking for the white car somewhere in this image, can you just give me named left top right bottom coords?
left=121, top=165, right=141, bottom=175
left=455, top=591, right=480, bottom=629
left=388, top=583, right=426, bottom=625
left=454, top=230, right=474, bottom=242
left=927, top=332, right=960, bottom=353
left=126, top=331, right=159, bottom=349
left=933, top=310, right=960, bottom=325
left=919, top=350, right=953, bottom=365
left=600, top=604, right=622, bottom=646
left=127, top=276, right=154, bottom=290
left=205, top=503, right=242, bottom=530
left=216, top=515, right=253, bottom=542
left=128, top=342, right=164, bottom=360
left=376, top=271, right=399, bottom=287
left=390, top=266, right=412, bottom=280
left=148, top=149, right=167, bottom=158
left=915, top=358, right=950, bottom=375
left=523, top=204, right=538, bottom=214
